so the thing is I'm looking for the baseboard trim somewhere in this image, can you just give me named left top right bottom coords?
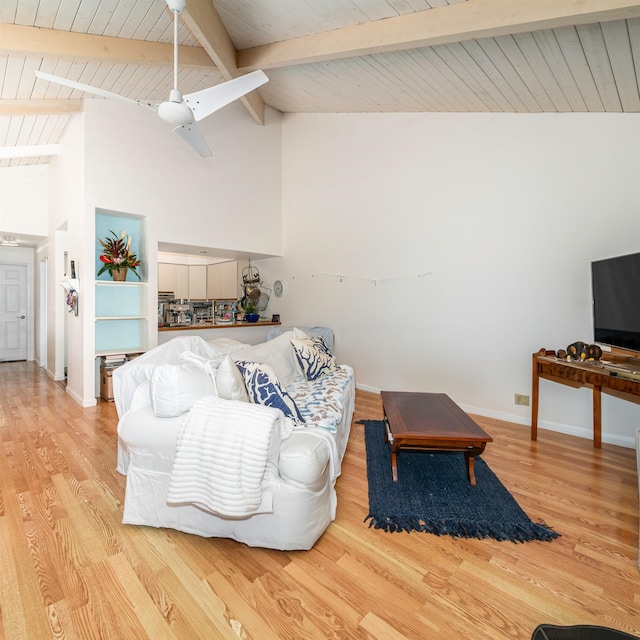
left=65, top=386, right=97, bottom=408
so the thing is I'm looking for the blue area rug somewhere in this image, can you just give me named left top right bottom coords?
left=361, top=420, right=559, bottom=542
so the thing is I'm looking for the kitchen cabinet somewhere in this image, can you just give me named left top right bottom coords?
left=189, top=265, right=207, bottom=299
left=159, top=260, right=247, bottom=300
left=207, top=260, right=247, bottom=300
left=175, top=265, right=189, bottom=299
left=221, top=260, right=245, bottom=299
left=206, top=263, right=222, bottom=299
left=158, top=263, right=175, bottom=292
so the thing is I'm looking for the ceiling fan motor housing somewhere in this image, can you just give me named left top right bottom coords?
left=165, top=0, right=185, bottom=14
left=158, top=90, right=193, bottom=126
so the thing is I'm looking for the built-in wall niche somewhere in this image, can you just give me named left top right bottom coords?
left=96, top=210, right=147, bottom=282
left=95, top=209, right=149, bottom=357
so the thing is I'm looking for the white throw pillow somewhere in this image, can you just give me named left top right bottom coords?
left=216, top=355, right=250, bottom=402
left=231, top=331, right=298, bottom=386
left=150, top=363, right=215, bottom=418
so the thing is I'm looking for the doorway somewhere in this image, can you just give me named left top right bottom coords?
left=0, top=263, right=28, bottom=361
left=39, top=258, right=47, bottom=369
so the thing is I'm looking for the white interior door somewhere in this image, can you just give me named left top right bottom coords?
left=0, top=263, right=27, bottom=361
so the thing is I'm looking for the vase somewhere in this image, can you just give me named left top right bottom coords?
left=246, top=313, right=259, bottom=323
left=111, top=267, right=127, bottom=281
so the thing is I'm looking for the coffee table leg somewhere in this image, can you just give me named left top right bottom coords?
left=465, top=452, right=476, bottom=486
left=384, top=417, right=399, bottom=481
left=390, top=449, right=399, bottom=482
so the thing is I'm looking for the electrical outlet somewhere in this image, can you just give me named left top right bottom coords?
left=514, top=393, right=530, bottom=406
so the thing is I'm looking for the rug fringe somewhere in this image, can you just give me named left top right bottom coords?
left=364, top=513, right=560, bottom=543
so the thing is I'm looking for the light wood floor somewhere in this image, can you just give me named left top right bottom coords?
left=1, top=361, right=639, bottom=639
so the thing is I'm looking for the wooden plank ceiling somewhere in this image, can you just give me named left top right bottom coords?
left=2, top=0, right=640, bottom=167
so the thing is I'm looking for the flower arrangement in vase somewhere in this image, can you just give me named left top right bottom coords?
left=97, top=230, right=141, bottom=281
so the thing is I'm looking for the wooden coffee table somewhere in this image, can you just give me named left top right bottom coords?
left=381, top=391, right=493, bottom=486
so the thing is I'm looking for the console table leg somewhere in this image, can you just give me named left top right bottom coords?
left=531, top=352, right=541, bottom=441
left=593, top=385, right=602, bottom=448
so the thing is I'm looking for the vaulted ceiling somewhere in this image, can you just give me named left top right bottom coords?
left=2, top=0, right=640, bottom=168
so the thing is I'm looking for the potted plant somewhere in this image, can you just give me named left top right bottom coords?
left=97, top=230, right=142, bottom=281
left=244, top=301, right=260, bottom=323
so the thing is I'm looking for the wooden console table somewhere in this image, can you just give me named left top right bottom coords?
left=531, top=348, right=640, bottom=448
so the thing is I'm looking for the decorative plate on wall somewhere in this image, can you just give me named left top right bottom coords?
left=273, top=279, right=286, bottom=297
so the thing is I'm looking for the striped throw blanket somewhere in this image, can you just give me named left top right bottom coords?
left=167, top=395, right=282, bottom=517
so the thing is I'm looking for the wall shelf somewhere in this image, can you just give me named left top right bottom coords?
left=96, top=316, right=147, bottom=321
left=95, top=210, right=149, bottom=357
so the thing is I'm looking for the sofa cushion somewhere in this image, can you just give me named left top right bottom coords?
left=231, top=331, right=298, bottom=386
left=149, top=362, right=215, bottom=418
left=207, top=337, right=250, bottom=354
left=290, top=334, right=337, bottom=380
left=236, top=360, right=305, bottom=424
left=216, top=355, right=250, bottom=402
left=288, top=365, right=354, bottom=433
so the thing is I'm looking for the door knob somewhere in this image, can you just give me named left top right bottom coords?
left=17, top=315, right=25, bottom=319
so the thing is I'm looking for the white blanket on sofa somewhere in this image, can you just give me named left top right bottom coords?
left=167, top=396, right=282, bottom=518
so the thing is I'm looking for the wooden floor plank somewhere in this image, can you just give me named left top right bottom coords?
left=0, top=361, right=639, bottom=638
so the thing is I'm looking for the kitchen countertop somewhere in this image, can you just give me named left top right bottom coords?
left=158, top=321, right=281, bottom=332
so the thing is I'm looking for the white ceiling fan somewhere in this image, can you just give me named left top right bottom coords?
left=34, top=0, right=268, bottom=157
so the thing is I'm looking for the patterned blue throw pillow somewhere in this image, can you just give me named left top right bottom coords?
left=235, top=360, right=305, bottom=424
left=290, top=335, right=337, bottom=381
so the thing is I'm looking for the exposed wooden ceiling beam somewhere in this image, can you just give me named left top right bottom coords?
left=0, top=23, right=215, bottom=69
left=0, top=144, right=60, bottom=160
left=237, top=0, right=640, bottom=71
left=181, top=0, right=266, bottom=125
left=0, top=99, right=82, bottom=115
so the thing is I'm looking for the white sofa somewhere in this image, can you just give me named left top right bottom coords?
left=114, top=330, right=355, bottom=550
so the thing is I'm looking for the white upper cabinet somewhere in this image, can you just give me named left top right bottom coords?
left=189, top=265, right=207, bottom=300
left=160, top=260, right=247, bottom=300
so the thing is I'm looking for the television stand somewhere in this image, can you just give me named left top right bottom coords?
left=531, top=348, right=640, bottom=447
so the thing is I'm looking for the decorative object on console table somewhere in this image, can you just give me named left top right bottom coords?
left=97, top=230, right=141, bottom=281
left=556, top=341, right=602, bottom=362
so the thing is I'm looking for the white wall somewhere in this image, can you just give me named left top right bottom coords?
left=50, top=98, right=283, bottom=406
left=0, top=165, right=48, bottom=236
left=48, top=114, right=86, bottom=400
left=83, top=99, right=283, bottom=257
left=0, top=165, right=48, bottom=366
left=257, top=112, right=640, bottom=448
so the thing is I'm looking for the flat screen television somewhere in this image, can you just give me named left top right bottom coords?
left=591, top=251, right=640, bottom=354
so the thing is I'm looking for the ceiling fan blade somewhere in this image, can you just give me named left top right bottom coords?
left=173, top=122, right=212, bottom=157
left=183, top=70, right=269, bottom=122
left=35, top=70, right=157, bottom=111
